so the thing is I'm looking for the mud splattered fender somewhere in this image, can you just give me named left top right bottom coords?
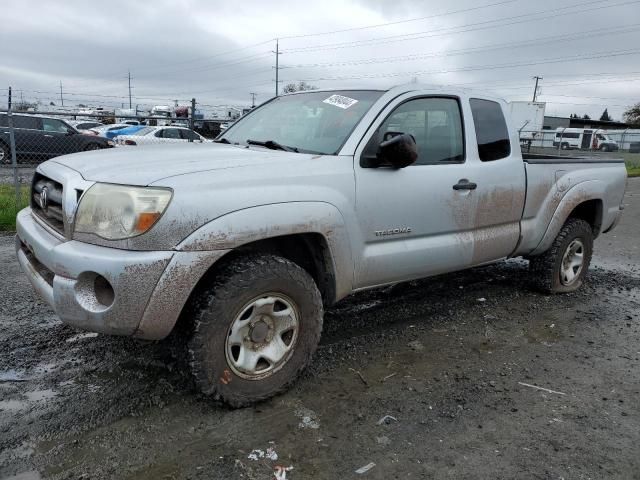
left=175, top=202, right=352, bottom=302
left=135, top=250, right=230, bottom=340
left=529, top=180, right=606, bottom=256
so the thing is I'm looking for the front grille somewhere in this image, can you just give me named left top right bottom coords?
left=31, top=173, right=65, bottom=235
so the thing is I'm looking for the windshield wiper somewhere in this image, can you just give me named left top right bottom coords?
left=213, top=138, right=230, bottom=144
left=246, top=139, right=298, bottom=153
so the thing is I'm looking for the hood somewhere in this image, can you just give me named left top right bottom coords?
left=49, top=143, right=311, bottom=185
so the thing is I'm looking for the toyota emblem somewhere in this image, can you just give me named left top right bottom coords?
left=39, top=186, right=48, bottom=210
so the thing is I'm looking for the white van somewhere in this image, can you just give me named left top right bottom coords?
left=553, top=128, right=619, bottom=152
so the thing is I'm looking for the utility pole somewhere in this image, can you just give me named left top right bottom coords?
left=273, top=39, right=282, bottom=97
left=250, top=92, right=257, bottom=107
left=59, top=81, right=64, bottom=107
left=532, top=76, right=542, bottom=102
left=190, top=98, right=196, bottom=135
left=6, top=87, right=19, bottom=205
left=128, top=70, right=132, bottom=109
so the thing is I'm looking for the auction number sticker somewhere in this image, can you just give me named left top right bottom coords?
left=323, top=94, right=359, bottom=109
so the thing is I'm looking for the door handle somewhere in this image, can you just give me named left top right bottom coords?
left=453, top=179, right=477, bottom=190
left=43, top=134, right=53, bottom=138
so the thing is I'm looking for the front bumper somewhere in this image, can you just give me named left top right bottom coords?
left=16, top=208, right=228, bottom=339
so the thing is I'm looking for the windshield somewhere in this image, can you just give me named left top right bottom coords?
left=219, top=90, right=383, bottom=154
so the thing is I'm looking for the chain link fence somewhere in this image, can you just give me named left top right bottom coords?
left=0, top=105, right=229, bottom=230
left=519, top=128, right=640, bottom=173
left=2, top=106, right=639, bottom=231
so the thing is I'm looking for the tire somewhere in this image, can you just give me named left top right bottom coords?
left=561, top=143, right=569, bottom=150
left=529, top=218, right=593, bottom=293
left=599, top=145, right=609, bottom=152
left=188, top=254, right=323, bottom=407
left=84, top=143, right=100, bottom=151
left=0, top=142, right=10, bottom=164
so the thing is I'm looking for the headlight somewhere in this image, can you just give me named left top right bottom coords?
left=74, top=183, right=172, bottom=240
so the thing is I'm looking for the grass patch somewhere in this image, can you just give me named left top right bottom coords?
left=627, top=165, right=640, bottom=178
left=0, top=184, right=30, bottom=231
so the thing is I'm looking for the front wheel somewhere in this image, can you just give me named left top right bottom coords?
left=188, top=254, right=323, bottom=407
left=529, top=218, right=593, bottom=293
left=84, top=143, right=101, bottom=151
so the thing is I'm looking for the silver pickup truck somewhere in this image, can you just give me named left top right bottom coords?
left=15, top=86, right=626, bottom=406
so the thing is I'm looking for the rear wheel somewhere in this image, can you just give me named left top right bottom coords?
left=84, top=143, right=100, bottom=151
left=188, top=254, right=323, bottom=407
left=529, top=218, right=593, bottom=293
left=560, top=143, right=569, bottom=150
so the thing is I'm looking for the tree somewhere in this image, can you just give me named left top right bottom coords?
left=14, top=101, right=36, bottom=112
left=582, top=114, right=591, bottom=120
left=599, top=108, right=611, bottom=121
left=282, top=81, right=317, bottom=94
left=49, top=101, right=56, bottom=106
left=623, top=103, right=640, bottom=125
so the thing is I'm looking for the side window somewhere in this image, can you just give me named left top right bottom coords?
left=365, top=97, right=464, bottom=165
left=180, top=129, right=199, bottom=141
left=154, top=129, right=164, bottom=138
left=0, top=114, right=7, bottom=127
left=163, top=128, right=182, bottom=139
left=469, top=99, right=511, bottom=161
left=42, top=118, right=69, bottom=133
left=13, top=116, right=40, bottom=130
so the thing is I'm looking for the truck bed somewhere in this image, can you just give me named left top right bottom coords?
left=522, top=152, right=624, bottom=164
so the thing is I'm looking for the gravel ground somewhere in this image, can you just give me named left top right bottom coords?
left=1, top=180, right=639, bottom=480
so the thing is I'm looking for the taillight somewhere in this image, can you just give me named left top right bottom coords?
left=124, top=139, right=137, bottom=146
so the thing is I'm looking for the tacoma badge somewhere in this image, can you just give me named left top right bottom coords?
left=374, top=227, right=412, bottom=237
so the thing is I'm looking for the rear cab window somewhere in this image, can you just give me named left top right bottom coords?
left=12, top=115, right=41, bottom=130
left=469, top=99, right=511, bottom=161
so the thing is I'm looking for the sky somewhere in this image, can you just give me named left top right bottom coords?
left=1, top=0, right=639, bottom=120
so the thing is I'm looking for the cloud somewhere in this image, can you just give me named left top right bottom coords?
left=1, top=0, right=639, bottom=119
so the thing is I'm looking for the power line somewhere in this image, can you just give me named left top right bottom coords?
left=278, top=0, right=520, bottom=39
left=290, top=48, right=640, bottom=83
left=282, top=0, right=640, bottom=53
left=280, top=24, right=640, bottom=69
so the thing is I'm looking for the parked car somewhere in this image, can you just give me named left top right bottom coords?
left=0, top=113, right=114, bottom=164
left=553, top=128, right=619, bottom=152
left=90, top=124, right=139, bottom=139
left=67, top=120, right=103, bottom=132
left=115, top=126, right=207, bottom=145
left=16, top=86, right=626, bottom=407
left=109, top=125, right=147, bottom=139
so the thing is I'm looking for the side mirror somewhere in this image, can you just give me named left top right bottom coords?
left=376, top=132, right=418, bottom=168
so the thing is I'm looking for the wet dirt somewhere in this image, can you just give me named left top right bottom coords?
left=1, top=180, right=639, bottom=479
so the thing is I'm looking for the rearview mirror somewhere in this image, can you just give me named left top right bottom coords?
left=376, top=132, right=418, bottom=168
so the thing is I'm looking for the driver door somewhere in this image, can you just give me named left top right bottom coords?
left=353, top=95, right=480, bottom=289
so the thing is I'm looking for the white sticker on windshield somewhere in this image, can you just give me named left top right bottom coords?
left=323, top=94, right=359, bottom=109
